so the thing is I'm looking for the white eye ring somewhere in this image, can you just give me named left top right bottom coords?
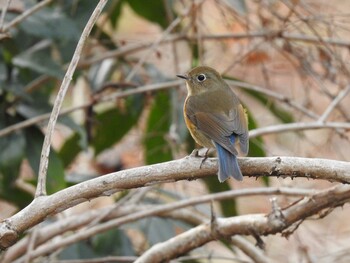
left=197, top=74, right=206, bottom=82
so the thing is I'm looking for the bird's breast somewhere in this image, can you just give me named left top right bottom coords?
left=184, top=96, right=213, bottom=148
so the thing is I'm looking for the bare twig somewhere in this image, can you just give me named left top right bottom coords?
left=23, top=226, right=40, bottom=263
left=0, top=80, right=181, bottom=138
left=35, top=0, right=108, bottom=197
left=249, top=121, right=350, bottom=138
left=231, top=236, right=269, bottom=263
left=125, top=16, right=183, bottom=82
left=0, top=0, right=11, bottom=31
left=1, top=0, right=53, bottom=33
left=226, top=80, right=319, bottom=119
left=318, top=85, right=350, bottom=123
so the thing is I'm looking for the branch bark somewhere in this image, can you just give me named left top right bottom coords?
left=0, top=156, right=349, bottom=249
left=136, top=184, right=350, bottom=263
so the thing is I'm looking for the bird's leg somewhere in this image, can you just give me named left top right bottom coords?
left=199, top=148, right=210, bottom=169
left=189, top=148, right=209, bottom=168
left=190, top=149, right=200, bottom=157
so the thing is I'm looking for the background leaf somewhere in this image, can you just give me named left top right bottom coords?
left=144, top=91, right=172, bottom=164
left=125, top=0, right=168, bottom=28
left=92, top=94, right=144, bottom=155
left=24, top=126, right=66, bottom=194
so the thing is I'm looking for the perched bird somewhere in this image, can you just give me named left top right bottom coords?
left=177, top=66, right=249, bottom=182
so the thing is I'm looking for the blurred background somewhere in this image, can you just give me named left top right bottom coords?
left=1, top=0, right=350, bottom=262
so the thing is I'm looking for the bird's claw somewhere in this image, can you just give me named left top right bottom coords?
left=189, top=148, right=210, bottom=169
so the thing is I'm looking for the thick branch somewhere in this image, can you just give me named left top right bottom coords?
left=0, top=156, right=349, bottom=249
left=4, top=187, right=310, bottom=262
left=136, top=184, right=350, bottom=262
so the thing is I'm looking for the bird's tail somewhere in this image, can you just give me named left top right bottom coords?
left=214, top=142, right=243, bottom=182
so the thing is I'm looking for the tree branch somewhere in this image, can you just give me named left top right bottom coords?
left=249, top=122, right=350, bottom=138
left=135, top=184, right=350, bottom=262
left=35, top=0, right=108, bottom=197
left=0, top=156, right=349, bottom=249
left=1, top=0, right=53, bottom=33
left=0, top=80, right=181, bottom=138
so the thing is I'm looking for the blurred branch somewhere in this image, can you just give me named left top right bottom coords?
left=231, top=236, right=269, bottom=263
left=125, top=16, right=183, bottom=82
left=0, top=0, right=53, bottom=34
left=0, top=80, right=181, bottom=138
left=226, top=80, right=319, bottom=119
left=0, top=0, right=11, bottom=31
left=79, top=30, right=350, bottom=69
left=1, top=156, right=350, bottom=250
left=318, top=85, right=350, bottom=123
left=249, top=121, right=350, bottom=138
left=199, top=32, right=350, bottom=47
left=2, top=186, right=314, bottom=262
left=135, top=184, right=350, bottom=262
left=35, top=0, right=108, bottom=197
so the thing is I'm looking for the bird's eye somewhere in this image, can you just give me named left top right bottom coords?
left=197, top=74, right=206, bottom=82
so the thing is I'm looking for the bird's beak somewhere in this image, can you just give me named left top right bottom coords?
left=176, top=74, right=188, bottom=80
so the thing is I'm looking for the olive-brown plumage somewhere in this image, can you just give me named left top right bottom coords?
left=177, top=66, right=249, bottom=182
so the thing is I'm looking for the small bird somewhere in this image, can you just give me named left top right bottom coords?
left=177, top=66, right=249, bottom=182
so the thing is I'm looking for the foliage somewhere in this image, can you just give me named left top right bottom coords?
left=4, top=0, right=350, bottom=262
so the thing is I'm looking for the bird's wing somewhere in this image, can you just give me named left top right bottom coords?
left=185, top=96, right=244, bottom=155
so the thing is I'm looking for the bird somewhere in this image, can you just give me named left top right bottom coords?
left=177, top=66, right=249, bottom=182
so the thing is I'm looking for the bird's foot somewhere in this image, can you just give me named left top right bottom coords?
left=199, top=148, right=210, bottom=169
left=190, top=149, right=200, bottom=157
left=189, top=148, right=210, bottom=168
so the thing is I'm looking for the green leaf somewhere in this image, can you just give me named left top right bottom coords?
left=223, top=76, right=294, bottom=124
left=58, top=241, right=97, bottom=260
left=62, top=0, right=99, bottom=30
left=243, top=89, right=294, bottom=124
left=144, top=91, right=172, bottom=164
left=203, top=176, right=238, bottom=217
left=24, top=126, right=66, bottom=194
left=58, top=133, right=82, bottom=168
left=19, top=8, right=80, bottom=42
left=126, top=0, right=168, bottom=28
left=13, top=42, right=64, bottom=79
left=138, top=217, right=176, bottom=245
left=58, top=228, right=135, bottom=259
left=109, top=0, right=124, bottom=27
left=92, top=228, right=135, bottom=256
left=0, top=127, right=33, bottom=207
left=92, top=94, right=143, bottom=155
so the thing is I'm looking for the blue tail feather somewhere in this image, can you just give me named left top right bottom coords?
left=214, top=141, right=243, bottom=182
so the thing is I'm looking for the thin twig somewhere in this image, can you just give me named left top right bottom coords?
left=23, top=226, right=40, bottom=263
left=0, top=80, right=181, bottom=138
left=2, top=0, right=53, bottom=33
left=249, top=121, right=350, bottom=138
left=318, top=85, right=350, bottom=123
left=125, top=16, right=183, bottom=82
left=226, top=80, right=319, bottom=119
left=35, top=0, right=108, bottom=197
left=231, top=236, right=269, bottom=263
left=0, top=0, right=11, bottom=31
